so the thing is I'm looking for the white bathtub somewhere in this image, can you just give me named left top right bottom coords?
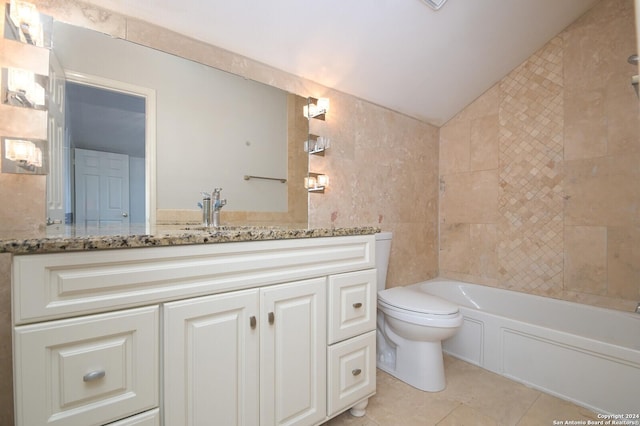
left=419, top=279, right=640, bottom=414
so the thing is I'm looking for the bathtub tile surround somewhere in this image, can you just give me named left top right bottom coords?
left=498, top=35, right=564, bottom=294
left=325, top=357, right=599, bottom=426
left=439, top=0, right=640, bottom=312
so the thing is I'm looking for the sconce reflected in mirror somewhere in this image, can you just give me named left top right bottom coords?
left=3, top=0, right=52, bottom=47
left=1, top=137, right=48, bottom=174
left=303, top=97, right=330, bottom=120
left=1, top=67, right=47, bottom=109
left=305, top=172, right=329, bottom=193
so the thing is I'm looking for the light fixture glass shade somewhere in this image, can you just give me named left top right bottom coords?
left=316, top=98, right=330, bottom=115
left=304, top=176, right=317, bottom=189
left=303, top=97, right=330, bottom=119
left=421, top=0, right=448, bottom=11
left=9, top=0, right=44, bottom=46
left=316, top=174, right=329, bottom=187
left=2, top=137, right=47, bottom=174
left=305, top=173, right=328, bottom=192
left=5, top=139, right=41, bottom=167
left=6, top=68, right=46, bottom=107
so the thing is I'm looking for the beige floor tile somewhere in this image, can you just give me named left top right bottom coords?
left=364, top=370, right=459, bottom=426
left=439, top=356, right=540, bottom=424
left=324, top=356, right=596, bottom=426
left=517, top=393, right=599, bottom=426
left=323, top=411, right=380, bottom=426
left=437, top=403, right=499, bottom=426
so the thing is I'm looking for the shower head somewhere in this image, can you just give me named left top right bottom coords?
left=629, top=54, right=639, bottom=65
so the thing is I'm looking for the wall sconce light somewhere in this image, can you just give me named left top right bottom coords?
left=1, top=137, right=47, bottom=174
left=2, top=67, right=46, bottom=109
left=303, top=97, right=330, bottom=120
left=7, top=0, right=44, bottom=46
left=305, top=172, right=329, bottom=193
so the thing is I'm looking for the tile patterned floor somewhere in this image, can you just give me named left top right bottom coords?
left=324, top=355, right=599, bottom=426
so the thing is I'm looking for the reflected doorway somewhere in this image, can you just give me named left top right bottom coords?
left=58, top=73, right=156, bottom=229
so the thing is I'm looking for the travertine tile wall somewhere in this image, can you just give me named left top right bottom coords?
left=440, top=0, right=639, bottom=311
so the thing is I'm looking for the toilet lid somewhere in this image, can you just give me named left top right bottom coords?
left=378, top=286, right=459, bottom=315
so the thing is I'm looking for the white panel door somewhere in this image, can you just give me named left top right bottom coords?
left=75, top=148, right=130, bottom=227
left=47, top=51, right=66, bottom=223
left=163, top=289, right=260, bottom=426
left=260, top=278, right=327, bottom=426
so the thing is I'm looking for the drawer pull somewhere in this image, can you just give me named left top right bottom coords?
left=83, top=370, right=106, bottom=382
left=250, top=316, right=257, bottom=329
left=352, top=302, right=363, bottom=309
left=351, top=368, right=362, bottom=376
left=268, top=312, right=275, bottom=325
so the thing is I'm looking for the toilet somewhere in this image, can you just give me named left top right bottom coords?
left=375, top=232, right=462, bottom=392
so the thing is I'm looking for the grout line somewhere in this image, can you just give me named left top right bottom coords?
left=515, top=391, right=542, bottom=425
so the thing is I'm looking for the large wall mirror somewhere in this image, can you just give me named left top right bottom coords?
left=42, top=19, right=309, bottom=229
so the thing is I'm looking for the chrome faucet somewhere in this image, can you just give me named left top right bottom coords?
left=211, top=187, right=227, bottom=228
left=198, top=188, right=227, bottom=227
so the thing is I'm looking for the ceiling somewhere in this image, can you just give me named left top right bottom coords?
left=66, top=82, right=146, bottom=157
left=82, top=0, right=599, bottom=127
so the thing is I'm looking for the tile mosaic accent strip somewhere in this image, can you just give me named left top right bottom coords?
left=497, top=37, right=565, bottom=294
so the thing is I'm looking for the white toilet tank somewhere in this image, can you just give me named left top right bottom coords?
left=375, top=232, right=393, bottom=291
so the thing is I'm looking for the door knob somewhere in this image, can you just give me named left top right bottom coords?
left=122, top=212, right=129, bottom=217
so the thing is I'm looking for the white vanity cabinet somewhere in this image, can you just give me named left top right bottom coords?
left=11, top=235, right=376, bottom=426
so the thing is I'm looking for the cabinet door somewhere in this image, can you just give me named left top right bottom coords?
left=164, top=289, right=259, bottom=426
left=260, top=278, right=327, bottom=426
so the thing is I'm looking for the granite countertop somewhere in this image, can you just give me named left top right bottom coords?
left=0, top=224, right=380, bottom=255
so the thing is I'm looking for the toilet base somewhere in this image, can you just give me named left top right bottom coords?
left=377, top=323, right=447, bottom=392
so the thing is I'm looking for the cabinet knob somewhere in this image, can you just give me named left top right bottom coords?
left=268, top=311, right=275, bottom=325
left=351, top=368, right=362, bottom=376
left=83, top=370, right=106, bottom=382
left=250, top=316, right=257, bottom=329
left=352, top=302, right=363, bottom=309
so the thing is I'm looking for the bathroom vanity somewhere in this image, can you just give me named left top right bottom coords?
left=8, top=229, right=378, bottom=426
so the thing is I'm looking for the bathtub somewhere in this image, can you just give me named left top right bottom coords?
left=419, top=279, right=640, bottom=414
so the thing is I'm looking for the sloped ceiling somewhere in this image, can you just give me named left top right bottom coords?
left=83, top=0, right=599, bottom=126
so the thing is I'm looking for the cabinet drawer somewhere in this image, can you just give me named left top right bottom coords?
left=14, top=306, right=159, bottom=426
left=328, top=269, right=377, bottom=344
left=105, top=408, right=160, bottom=426
left=327, top=331, right=376, bottom=416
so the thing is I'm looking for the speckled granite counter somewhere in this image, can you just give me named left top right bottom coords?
left=0, top=225, right=380, bottom=255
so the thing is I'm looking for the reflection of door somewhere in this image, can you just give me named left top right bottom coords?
left=46, top=51, right=67, bottom=224
left=74, top=148, right=130, bottom=228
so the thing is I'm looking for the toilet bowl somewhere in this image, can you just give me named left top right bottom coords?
left=375, top=232, right=462, bottom=392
